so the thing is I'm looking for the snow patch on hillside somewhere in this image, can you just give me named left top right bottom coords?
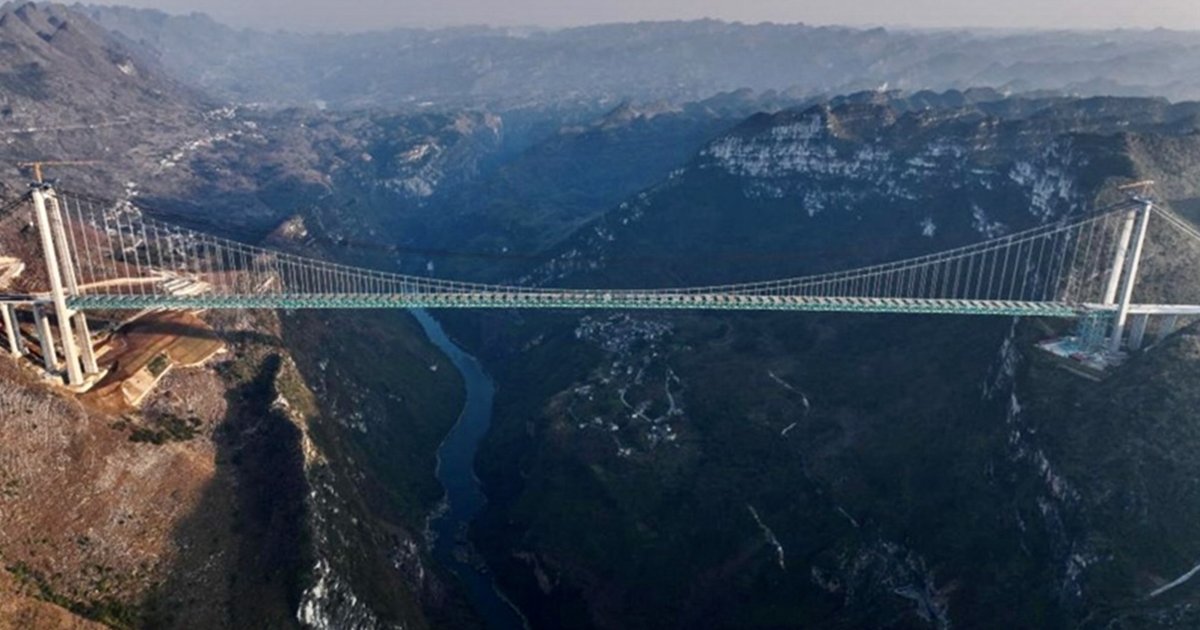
left=1007, top=141, right=1085, bottom=222
left=921, top=217, right=937, bottom=238
left=971, top=204, right=1008, bottom=239
left=812, top=539, right=952, bottom=630
left=298, top=558, right=390, bottom=630
left=747, top=505, right=786, bottom=571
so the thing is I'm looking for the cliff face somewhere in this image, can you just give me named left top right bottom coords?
left=0, top=311, right=293, bottom=628
left=0, top=304, right=468, bottom=629
left=280, top=308, right=481, bottom=630
left=1008, top=321, right=1200, bottom=627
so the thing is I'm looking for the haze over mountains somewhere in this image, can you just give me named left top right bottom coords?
left=81, top=5, right=1200, bottom=108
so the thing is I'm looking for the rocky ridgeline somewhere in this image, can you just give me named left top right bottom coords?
left=81, top=6, right=1200, bottom=108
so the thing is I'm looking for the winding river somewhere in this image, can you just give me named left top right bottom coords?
left=413, top=309, right=528, bottom=630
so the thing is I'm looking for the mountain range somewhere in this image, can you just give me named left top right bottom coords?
left=3, top=3, right=1200, bottom=629
left=79, top=5, right=1200, bottom=109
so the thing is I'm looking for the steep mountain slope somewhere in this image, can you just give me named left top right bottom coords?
left=0, top=302, right=475, bottom=629
left=523, top=94, right=1200, bottom=290
left=414, top=92, right=812, bottom=280
left=445, top=94, right=1200, bottom=629
left=83, top=7, right=1200, bottom=109
left=128, top=105, right=506, bottom=240
left=0, top=3, right=510, bottom=241
left=0, top=0, right=197, bottom=121
left=0, top=1, right=211, bottom=194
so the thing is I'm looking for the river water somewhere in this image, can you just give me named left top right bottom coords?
left=413, top=310, right=528, bottom=630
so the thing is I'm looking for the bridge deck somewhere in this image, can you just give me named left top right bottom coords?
left=1120, top=304, right=1200, bottom=316
left=66, top=293, right=1085, bottom=317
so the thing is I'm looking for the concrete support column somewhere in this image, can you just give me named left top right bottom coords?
left=2, top=304, right=24, bottom=356
left=31, top=187, right=83, bottom=385
left=1109, top=200, right=1154, bottom=355
left=1128, top=314, right=1150, bottom=351
left=1103, top=207, right=1139, bottom=305
left=33, top=305, right=58, bottom=371
left=72, top=313, right=98, bottom=373
left=1156, top=315, right=1181, bottom=344
left=45, top=192, right=99, bottom=375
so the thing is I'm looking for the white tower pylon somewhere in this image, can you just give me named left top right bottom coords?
left=45, top=189, right=99, bottom=374
left=1109, top=199, right=1154, bottom=355
left=30, top=185, right=85, bottom=386
left=1102, top=206, right=1138, bottom=305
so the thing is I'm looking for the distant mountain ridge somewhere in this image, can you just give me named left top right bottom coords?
left=80, top=5, right=1200, bottom=109
left=520, top=92, right=1200, bottom=291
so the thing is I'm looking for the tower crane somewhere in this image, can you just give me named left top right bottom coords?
left=16, top=160, right=100, bottom=184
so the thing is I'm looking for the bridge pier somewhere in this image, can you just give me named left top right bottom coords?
left=32, top=305, right=58, bottom=372
left=1128, top=314, right=1150, bottom=351
left=1157, top=315, right=1181, bottom=344
left=2, top=304, right=24, bottom=357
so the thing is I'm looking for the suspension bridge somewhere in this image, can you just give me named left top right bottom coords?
left=2, top=184, right=1200, bottom=387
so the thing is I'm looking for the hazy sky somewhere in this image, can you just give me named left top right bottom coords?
left=96, top=0, right=1200, bottom=32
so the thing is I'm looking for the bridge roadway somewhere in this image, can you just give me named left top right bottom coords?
left=66, top=292, right=1084, bottom=316
left=0, top=291, right=1192, bottom=318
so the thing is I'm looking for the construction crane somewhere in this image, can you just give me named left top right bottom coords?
left=1118, top=179, right=1157, bottom=200
left=16, top=160, right=100, bottom=184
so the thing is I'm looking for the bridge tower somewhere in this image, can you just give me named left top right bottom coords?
left=29, top=183, right=99, bottom=386
left=45, top=187, right=100, bottom=375
left=1106, top=197, right=1155, bottom=355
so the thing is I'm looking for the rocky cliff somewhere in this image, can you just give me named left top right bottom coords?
left=0, top=303, right=472, bottom=629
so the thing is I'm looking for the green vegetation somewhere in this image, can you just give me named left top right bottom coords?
left=273, top=358, right=320, bottom=420
left=6, top=562, right=142, bottom=629
left=146, top=354, right=171, bottom=378
left=121, top=413, right=202, bottom=444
